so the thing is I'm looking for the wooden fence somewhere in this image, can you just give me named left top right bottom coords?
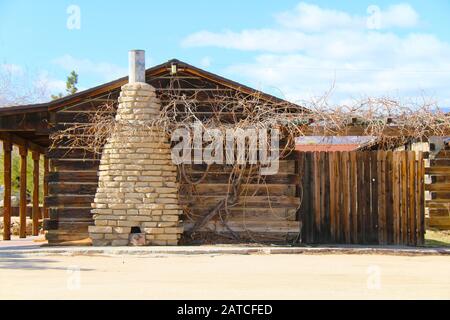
left=297, top=151, right=425, bottom=246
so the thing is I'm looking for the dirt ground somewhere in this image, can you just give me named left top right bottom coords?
left=0, top=253, right=449, bottom=300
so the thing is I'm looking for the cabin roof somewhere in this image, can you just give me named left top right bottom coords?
left=0, top=59, right=303, bottom=116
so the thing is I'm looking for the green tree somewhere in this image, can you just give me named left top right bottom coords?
left=51, top=70, right=79, bottom=100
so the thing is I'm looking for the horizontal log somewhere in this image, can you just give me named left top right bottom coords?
left=431, top=176, right=450, bottom=184
left=61, top=98, right=119, bottom=112
left=430, top=159, right=450, bottom=166
left=50, top=159, right=99, bottom=172
left=431, top=192, right=450, bottom=200
left=47, top=148, right=99, bottom=160
left=426, top=167, right=450, bottom=175
left=428, top=208, right=450, bottom=216
left=44, top=219, right=93, bottom=231
left=46, top=171, right=99, bottom=183
left=184, top=220, right=301, bottom=234
left=49, top=183, right=98, bottom=195
left=45, top=195, right=95, bottom=207
left=55, top=112, right=115, bottom=123
left=49, top=208, right=93, bottom=221
left=183, top=161, right=296, bottom=175
left=222, top=208, right=297, bottom=221
left=425, top=183, right=450, bottom=191
left=181, top=173, right=300, bottom=185
left=180, top=195, right=300, bottom=209
left=434, top=150, right=450, bottom=158
left=0, top=112, right=48, bottom=133
left=180, top=184, right=295, bottom=197
left=45, top=230, right=90, bottom=241
left=428, top=217, right=450, bottom=228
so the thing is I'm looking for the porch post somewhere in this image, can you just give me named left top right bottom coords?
left=32, top=151, right=40, bottom=236
left=3, top=138, right=12, bottom=240
left=19, top=145, right=28, bottom=238
left=43, top=156, right=49, bottom=219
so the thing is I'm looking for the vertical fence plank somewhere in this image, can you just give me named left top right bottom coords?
left=313, top=152, right=321, bottom=242
left=335, top=152, right=342, bottom=243
left=319, top=152, right=326, bottom=239
left=342, top=152, right=351, bottom=243
left=414, top=152, right=420, bottom=245
left=392, top=152, right=401, bottom=245
left=329, top=152, right=336, bottom=242
left=296, top=152, right=304, bottom=242
left=378, top=151, right=387, bottom=245
left=417, top=152, right=425, bottom=246
left=400, top=152, right=408, bottom=245
left=408, top=151, right=417, bottom=246
left=301, top=152, right=312, bottom=243
left=383, top=151, right=392, bottom=244
left=307, top=152, right=315, bottom=243
left=370, top=152, right=379, bottom=244
left=323, top=152, right=330, bottom=242
left=356, top=152, right=370, bottom=243
left=350, top=152, right=358, bottom=244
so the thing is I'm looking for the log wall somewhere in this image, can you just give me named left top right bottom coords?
left=44, top=72, right=302, bottom=245
left=44, top=92, right=120, bottom=244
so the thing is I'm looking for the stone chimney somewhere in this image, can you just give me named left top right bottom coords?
left=88, top=50, right=183, bottom=246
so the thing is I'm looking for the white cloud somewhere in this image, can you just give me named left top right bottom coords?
left=200, top=56, right=212, bottom=68
left=378, top=4, right=419, bottom=29
left=181, top=2, right=450, bottom=105
left=275, top=2, right=360, bottom=31
left=53, top=54, right=128, bottom=81
left=275, top=2, right=418, bottom=32
left=36, top=70, right=66, bottom=93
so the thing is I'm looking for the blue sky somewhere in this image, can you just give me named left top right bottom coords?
left=1, top=0, right=450, bottom=105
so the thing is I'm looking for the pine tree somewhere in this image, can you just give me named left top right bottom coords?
left=51, top=70, right=79, bottom=100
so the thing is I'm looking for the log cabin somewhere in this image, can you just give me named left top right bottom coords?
left=0, top=52, right=305, bottom=246
left=0, top=51, right=435, bottom=246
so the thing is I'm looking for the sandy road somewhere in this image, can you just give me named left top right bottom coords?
left=0, top=253, right=449, bottom=300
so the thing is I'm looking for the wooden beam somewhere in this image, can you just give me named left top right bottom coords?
left=32, top=152, right=40, bottom=236
left=0, top=112, right=48, bottom=132
left=19, top=145, right=28, bottom=238
left=43, top=157, right=49, bottom=219
left=0, top=132, right=46, bottom=154
left=2, top=138, right=12, bottom=241
left=302, top=126, right=450, bottom=137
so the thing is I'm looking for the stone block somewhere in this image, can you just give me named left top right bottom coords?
left=92, top=240, right=111, bottom=246
left=154, top=234, right=178, bottom=240
left=164, top=227, right=184, bottom=234
left=89, top=226, right=112, bottom=234
left=90, top=234, right=104, bottom=240
left=111, top=240, right=129, bottom=247
left=114, top=227, right=131, bottom=234
left=144, top=227, right=164, bottom=234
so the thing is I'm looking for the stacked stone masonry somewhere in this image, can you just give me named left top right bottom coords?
left=88, top=83, right=183, bottom=246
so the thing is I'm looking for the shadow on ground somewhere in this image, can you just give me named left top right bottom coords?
left=0, top=253, right=94, bottom=271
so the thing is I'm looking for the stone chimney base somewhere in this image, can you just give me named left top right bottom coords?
left=88, top=83, right=183, bottom=246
